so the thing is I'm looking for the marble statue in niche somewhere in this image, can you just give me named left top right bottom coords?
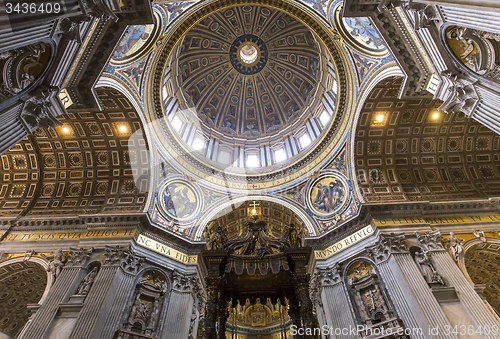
left=347, top=261, right=394, bottom=327
left=76, top=267, right=99, bottom=295
left=442, top=232, right=465, bottom=262
left=414, top=250, right=444, bottom=285
left=123, top=270, right=167, bottom=336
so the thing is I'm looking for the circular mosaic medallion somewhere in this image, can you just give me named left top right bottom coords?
left=307, top=173, right=349, bottom=216
left=229, top=35, right=268, bottom=75
left=334, top=5, right=387, bottom=56
left=159, top=180, right=201, bottom=221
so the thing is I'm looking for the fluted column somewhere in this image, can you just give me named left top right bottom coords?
left=417, top=231, right=500, bottom=339
left=393, top=252, right=457, bottom=339
left=20, top=266, right=79, bottom=339
left=96, top=269, right=136, bottom=339
left=435, top=4, right=500, bottom=34
left=163, top=271, right=198, bottom=339
left=316, top=264, right=357, bottom=339
left=20, top=248, right=93, bottom=339
left=367, top=234, right=430, bottom=339
left=69, top=246, right=143, bottom=339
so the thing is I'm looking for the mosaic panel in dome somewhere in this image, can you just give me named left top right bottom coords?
left=308, top=173, right=348, bottom=216
left=159, top=179, right=200, bottom=221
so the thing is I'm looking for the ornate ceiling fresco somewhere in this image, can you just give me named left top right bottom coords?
left=171, top=6, right=324, bottom=141
left=354, top=77, right=500, bottom=202
left=0, top=88, right=149, bottom=216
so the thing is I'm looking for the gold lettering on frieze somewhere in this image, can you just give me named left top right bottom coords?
left=315, top=225, right=374, bottom=260
left=136, top=234, right=198, bottom=264
left=1, top=228, right=137, bottom=242
left=374, top=214, right=500, bottom=226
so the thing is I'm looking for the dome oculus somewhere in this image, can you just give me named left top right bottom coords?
left=240, top=44, right=258, bottom=64
left=229, top=35, right=268, bottom=75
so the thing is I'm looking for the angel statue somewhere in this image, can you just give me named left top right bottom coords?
left=442, top=232, right=465, bottom=262
left=41, top=249, right=68, bottom=280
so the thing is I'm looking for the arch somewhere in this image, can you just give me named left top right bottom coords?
left=194, top=195, right=317, bottom=240
left=96, top=76, right=156, bottom=210
left=459, top=237, right=500, bottom=314
left=0, top=87, right=151, bottom=216
left=0, top=256, right=52, bottom=338
left=353, top=76, right=500, bottom=202
left=349, top=65, right=404, bottom=203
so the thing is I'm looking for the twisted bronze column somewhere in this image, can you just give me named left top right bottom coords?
left=203, top=277, right=220, bottom=339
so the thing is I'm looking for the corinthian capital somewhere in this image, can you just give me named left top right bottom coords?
left=382, top=233, right=407, bottom=253
left=415, top=230, right=444, bottom=251
left=172, top=271, right=198, bottom=293
left=120, top=248, right=144, bottom=275
left=66, top=247, right=94, bottom=266
left=367, top=233, right=406, bottom=263
left=103, top=245, right=143, bottom=274
left=316, top=264, right=342, bottom=287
